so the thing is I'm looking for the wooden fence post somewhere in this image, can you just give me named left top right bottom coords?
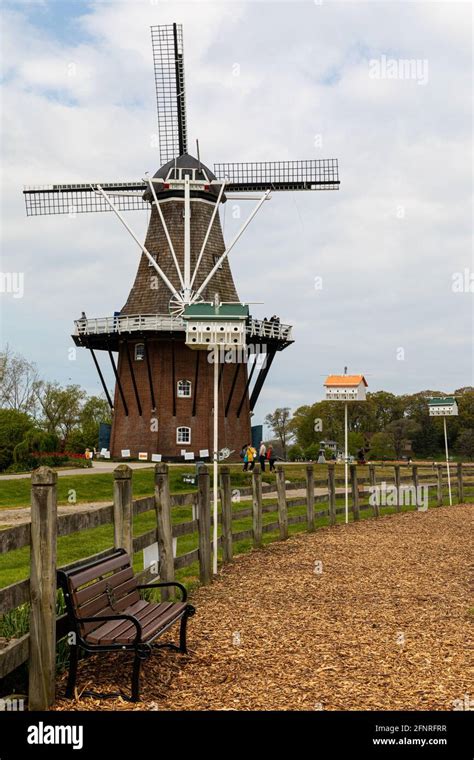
left=350, top=464, right=359, bottom=521
left=412, top=465, right=419, bottom=510
left=328, top=464, right=336, bottom=526
left=197, top=464, right=212, bottom=585
left=29, top=467, right=57, bottom=711
left=252, top=464, right=263, bottom=548
left=219, top=465, right=233, bottom=563
left=394, top=465, right=401, bottom=513
left=457, top=462, right=464, bottom=504
left=368, top=464, right=380, bottom=517
left=276, top=464, right=288, bottom=540
left=436, top=464, right=443, bottom=506
left=113, top=464, right=133, bottom=555
left=305, top=464, right=315, bottom=532
left=154, top=463, right=175, bottom=599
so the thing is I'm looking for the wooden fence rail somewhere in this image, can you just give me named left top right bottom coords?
left=0, top=461, right=473, bottom=705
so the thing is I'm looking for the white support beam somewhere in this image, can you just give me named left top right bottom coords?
left=192, top=190, right=271, bottom=302
left=222, top=194, right=272, bottom=200
left=183, top=176, right=191, bottom=297
left=95, top=185, right=179, bottom=299
left=189, top=181, right=226, bottom=290
left=146, top=177, right=184, bottom=290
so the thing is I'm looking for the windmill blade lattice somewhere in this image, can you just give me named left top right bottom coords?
left=23, top=182, right=148, bottom=216
left=151, top=23, right=188, bottom=165
left=213, top=159, right=340, bottom=192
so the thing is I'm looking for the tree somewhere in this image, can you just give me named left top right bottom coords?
left=0, top=408, right=34, bottom=471
left=0, top=346, right=39, bottom=415
left=385, top=418, right=421, bottom=459
left=265, top=408, right=292, bottom=459
left=348, top=431, right=364, bottom=455
left=369, top=432, right=396, bottom=460
left=287, top=444, right=303, bottom=462
left=35, top=382, right=86, bottom=444
left=68, top=395, right=112, bottom=451
left=455, top=429, right=474, bottom=460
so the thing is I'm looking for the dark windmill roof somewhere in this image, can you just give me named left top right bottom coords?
left=143, top=153, right=223, bottom=202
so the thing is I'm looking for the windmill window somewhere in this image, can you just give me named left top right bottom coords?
left=213, top=254, right=223, bottom=269
left=148, top=253, right=159, bottom=267
left=177, top=426, right=191, bottom=444
left=135, top=343, right=145, bottom=361
left=177, top=379, right=192, bottom=398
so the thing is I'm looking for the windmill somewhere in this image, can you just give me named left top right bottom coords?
left=23, top=23, right=340, bottom=461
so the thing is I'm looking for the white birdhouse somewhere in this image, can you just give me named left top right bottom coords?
left=324, top=374, right=368, bottom=401
left=428, top=397, right=458, bottom=417
left=183, top=302, right=248, bottom=350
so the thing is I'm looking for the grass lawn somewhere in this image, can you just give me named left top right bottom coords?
left=0, top=462, right=404, bottom=509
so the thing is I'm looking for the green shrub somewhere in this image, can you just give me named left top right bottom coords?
left=288, top=444, right=304, bottom=462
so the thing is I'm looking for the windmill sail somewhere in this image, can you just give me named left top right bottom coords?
left=23, top=182, right=148, bottom=216
left=213, top=159, right=340, bottom=192
left=151, top=23, right=188, bottom=165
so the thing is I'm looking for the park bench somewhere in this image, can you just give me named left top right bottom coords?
left=57, top=548, right=195, bottom=702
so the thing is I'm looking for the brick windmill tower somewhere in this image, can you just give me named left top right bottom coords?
left=23, top=23, right=340, bottom=461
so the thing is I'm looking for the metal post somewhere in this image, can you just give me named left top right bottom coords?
left=344, top=402, right=349, bottom=524
left=444, top=417, right=452, bottom=506
left=213, top=349, right=219, bottom=575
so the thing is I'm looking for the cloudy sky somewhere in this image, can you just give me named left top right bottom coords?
left=1, top=0, right=472, bottom=430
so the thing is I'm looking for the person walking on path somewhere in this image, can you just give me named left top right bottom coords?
left=266, top=444, right=276, bottom=472
left=259, top=442, right=267, bottom=471
left=247, top=444, right=257, bottom=471
left=241, top=443, right=249, bottom=471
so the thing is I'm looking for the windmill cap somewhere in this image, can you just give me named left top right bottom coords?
left=143, top=153, right=221, bottom=201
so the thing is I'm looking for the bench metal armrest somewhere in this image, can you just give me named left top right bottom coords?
left=136, top=581, right=187, bottom=602
left=79, top=613, right=143, bottom=645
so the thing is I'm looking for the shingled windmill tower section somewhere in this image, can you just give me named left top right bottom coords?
left=121, top=187, right=239, bottom=314
left=109, top=168, right=252, bottom=458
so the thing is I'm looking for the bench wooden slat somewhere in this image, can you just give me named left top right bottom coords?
left=140, top=603, right=187, bottom=640
left=100, top=601, right=175, bottom=642
left=84, top=599, right=149, bottom=642
left=86, top=601, right=187, bottom=645
left=74, top=566, right=136, bottom=605
left=69, top=553, right=132, bottom=589
left=76, top=578, right=140, bottom=621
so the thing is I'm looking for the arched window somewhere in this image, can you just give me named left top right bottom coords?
left=177, top=379, right=192, bottom=398
left=135, top=343, right=145, bottom=361
left=176, top=426, right=191, bottom=444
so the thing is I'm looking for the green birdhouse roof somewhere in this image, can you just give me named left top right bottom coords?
left=427, top=397, right=457, bottom=406
left=183, top=302, right=249, bottom=320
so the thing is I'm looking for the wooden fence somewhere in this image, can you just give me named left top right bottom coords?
left=0, top=461, right=472, bottom=708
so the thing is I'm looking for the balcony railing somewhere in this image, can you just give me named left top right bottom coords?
left=74, top=315, right=293, bottom=342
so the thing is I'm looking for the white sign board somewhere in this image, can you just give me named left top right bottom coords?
left=103, top=451, right=111, bottom=459
left=151, top=453, right=162, bottom=463
left=184, top=452, right=195, bottom=461
left=121, top=449, right=131, bottom=458
left=199, top=449, right=209, bottom=458
left=143, top=539, right=177, bottom=571
left=138, top=452, right=148, bottom=461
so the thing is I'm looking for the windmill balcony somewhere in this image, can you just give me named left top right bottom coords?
left=73, top=314, right=293, bottom=345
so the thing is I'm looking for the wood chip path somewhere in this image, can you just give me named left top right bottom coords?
left=55, top=504, right=473, bottom=711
